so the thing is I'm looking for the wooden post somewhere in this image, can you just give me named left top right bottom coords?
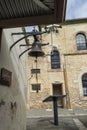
left=54, top=0, right=67, bottom=22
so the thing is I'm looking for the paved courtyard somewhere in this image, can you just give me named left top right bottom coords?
left=27, top=117, right=77, bottom=130
left=27, top=109, right=87, bottom=130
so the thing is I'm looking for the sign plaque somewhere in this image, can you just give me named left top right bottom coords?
left=0, top=68, right=12, bottom=86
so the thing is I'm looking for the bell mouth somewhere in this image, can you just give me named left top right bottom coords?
left=28, top=51, right=45, bottom=57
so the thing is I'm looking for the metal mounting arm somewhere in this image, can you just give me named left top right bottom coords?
left=10, top=31, right=48, bottom=51
left=19, top=48, right=32, bottom=58
left=11, top=31, right=48, bottom=36
left=10, top=34, right=32, bottom=51
left=41, top=43, right=49, bottom=46
left=19, top=44, right=32, bottom=47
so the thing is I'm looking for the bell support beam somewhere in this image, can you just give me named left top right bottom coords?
left=11, top=31, right=48, bottom=35
left=19, top=44, right=31, bottom=47
left=10, top=31, right=48, bottom=51
left=41, top=43, right=49, bottom=46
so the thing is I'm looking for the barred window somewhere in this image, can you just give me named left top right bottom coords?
left=76, top=33, right=87, bottom=50
left=51, top=50, right=60, bottom=69
left=82, top=73, right=87, bottom=96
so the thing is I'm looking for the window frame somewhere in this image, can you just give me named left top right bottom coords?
left=31, top=84, right=41, bottom=92
left=51, top=49, right=60, bottom=69
left=76, top=33, right=87, bottom=50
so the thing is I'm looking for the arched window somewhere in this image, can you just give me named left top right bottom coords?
left=76, top=33, right=87, bottom=50
left=51, top=47, right=60, bottom=69
left=82, top=73, right=87, bottom=96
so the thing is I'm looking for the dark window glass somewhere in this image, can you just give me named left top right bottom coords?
left=76, top=33, right=87, bottom=50
left=32, top=84, right=41, bottom=91
left=82, top=74, right=87, bottom=96
left=31, top=69, right=40, bottom=74
left=51, top=50, right=60, bottom=69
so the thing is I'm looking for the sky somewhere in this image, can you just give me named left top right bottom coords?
left=66, top=0, right=87, bottom=20
left=25, top=26, right=39, bottom=32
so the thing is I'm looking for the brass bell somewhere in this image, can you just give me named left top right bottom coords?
left=28, top=36, right=45, bottom=57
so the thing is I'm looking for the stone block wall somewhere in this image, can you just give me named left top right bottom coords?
left=27, top=22, right=87, bottom=109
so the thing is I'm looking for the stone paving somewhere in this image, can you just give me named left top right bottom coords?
left=27, top=108, right=87, bottom=130
left=78, top=116, right=87, bottom=128
left=27, top=117, right=79, bottom=130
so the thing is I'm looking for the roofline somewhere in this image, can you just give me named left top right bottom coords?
left=63, top=18, right=87, bottom=25
left=0, top=0, right=67, bottom=28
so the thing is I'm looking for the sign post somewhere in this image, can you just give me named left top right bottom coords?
left=43, top=95, right=66, bottom=125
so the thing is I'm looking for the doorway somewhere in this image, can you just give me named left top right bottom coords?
left=52, top=83, right=63, bottom=108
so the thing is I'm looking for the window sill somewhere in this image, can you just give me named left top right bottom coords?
left=80, top=96, right=87, bottom=101
left=30, top=90, right=42, bottom=93
left=75, top=50, right=87, bottom=54
left=47, top=68, right=62, bottom=72
left=64, top=50, right=87, bottom=56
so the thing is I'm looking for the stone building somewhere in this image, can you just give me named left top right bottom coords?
left=27, top=21, right=87, bottom=109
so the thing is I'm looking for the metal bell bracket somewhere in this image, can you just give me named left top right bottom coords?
left=10, top=31, right=49, bottom=51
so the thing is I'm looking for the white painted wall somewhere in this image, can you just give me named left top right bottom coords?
left=0, top=28, right=29, bottom=130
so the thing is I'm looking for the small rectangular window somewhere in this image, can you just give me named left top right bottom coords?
left=32, top=84, right=41, bottom=91
left=31, top=69, right=40, bottom=74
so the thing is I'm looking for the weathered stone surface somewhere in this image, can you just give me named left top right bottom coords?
left=27, top=23, right=87, bottom=109
left=0, top=28, right=28, bottom=130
